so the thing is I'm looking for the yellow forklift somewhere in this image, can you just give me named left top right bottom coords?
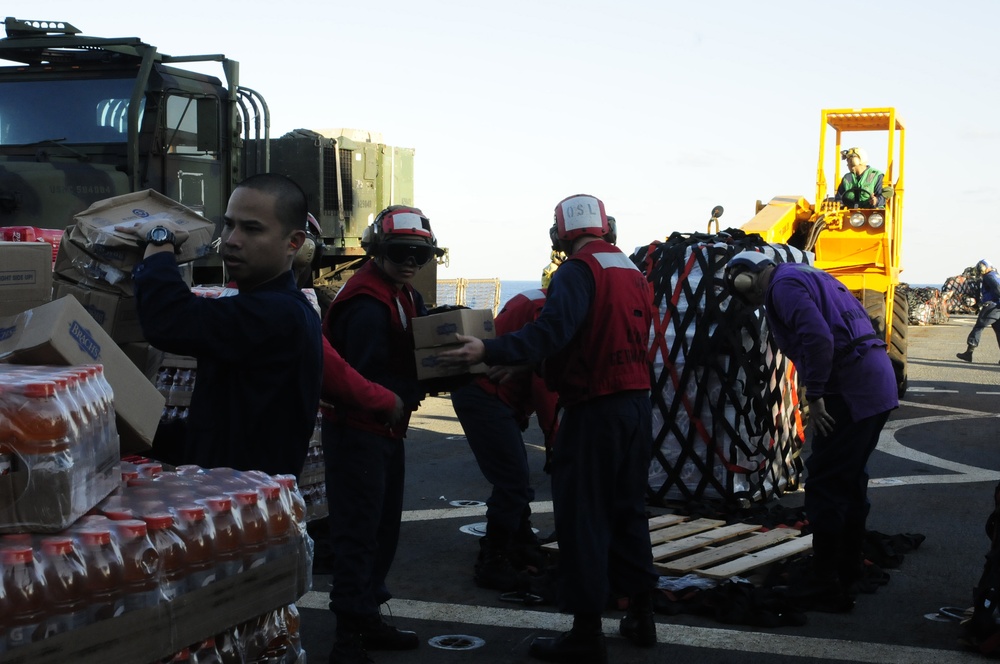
left=741, top=107, right=907, bottom=395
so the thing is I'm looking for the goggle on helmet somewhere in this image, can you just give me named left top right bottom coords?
left=724, top=250, right=776, bottom=303
left=363, top=206, right=444, bottom=267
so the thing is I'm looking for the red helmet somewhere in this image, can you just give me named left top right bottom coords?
left=551, top=194, right=610, bottom=244
left=362, top=205, right=443, bottom=258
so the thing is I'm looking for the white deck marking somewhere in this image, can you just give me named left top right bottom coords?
left=296, top=595, right=973, bottom=663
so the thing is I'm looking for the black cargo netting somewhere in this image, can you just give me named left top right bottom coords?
left=941, top=267, right=982, bottom=315
left=630, top=229, right=807, bottom=507
left=900, top=283, right=949, bottom=326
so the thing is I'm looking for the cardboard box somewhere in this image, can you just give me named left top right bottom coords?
left=0, top=241, right=52, bottom=317
left=412, top=308, right=495, bottom=349
left=53, top=225, right=133, bottom=295
left=415, top=344, right=488, bottom=380
left=0, top=296, right=164, bottom=452
left=72, top=189, right=216, bottom=270
left=53, top=278, right=144, bottom=343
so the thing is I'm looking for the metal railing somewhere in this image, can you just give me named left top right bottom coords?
left=437, top=278, right=501, bottom=314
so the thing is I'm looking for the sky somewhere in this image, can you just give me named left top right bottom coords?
left=7, top=1, right=998, bottom=285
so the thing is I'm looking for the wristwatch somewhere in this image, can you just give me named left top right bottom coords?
left=145, top=225, right=176, bottom=248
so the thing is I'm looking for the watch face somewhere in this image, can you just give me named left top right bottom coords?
left=149, top=226, right=169, bottom=244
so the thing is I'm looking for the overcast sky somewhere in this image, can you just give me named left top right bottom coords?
left=9, top=0, right=997, bottom=285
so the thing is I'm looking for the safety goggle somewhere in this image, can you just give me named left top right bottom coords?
left=384, top=243, right=434, bottom=267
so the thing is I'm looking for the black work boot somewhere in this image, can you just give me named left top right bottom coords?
left=803, top=532, right=854, bottom=612
left=357, top=612, right=419, bottom=651
left=475, top=536, right=525, bottom=591
left=330, top=615, right=373, bottom=664
left=838, top=527, right=867, bottom=596
left=958, top=346, right=974, bottom=362
left=529, top=615, right=607, bottom=664
left=619, top=591, right=657, bottom=647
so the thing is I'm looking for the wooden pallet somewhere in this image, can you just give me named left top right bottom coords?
left=651, top=517, right=812, bottom=579
left=541, top=514, right=812, bottom=580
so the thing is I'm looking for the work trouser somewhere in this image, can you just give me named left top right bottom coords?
left=323, top=420, right=405, bottom=616
left=967, top=301, right=1000, bottom=349
left=451, top=383, right=534, bottom=541
left=804, top=394, right=891, bottom=538
left=550, top=391, right=658, bottom=614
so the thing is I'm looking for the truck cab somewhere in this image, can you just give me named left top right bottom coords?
left=0, top=17, right=439, bottom=302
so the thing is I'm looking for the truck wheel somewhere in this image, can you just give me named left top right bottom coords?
left=862, top=289, right=887, bottom=339
left=889, top=286, right=908, bottom=398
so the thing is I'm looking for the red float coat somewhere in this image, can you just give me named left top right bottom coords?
left=321, top=261, right=420, bottom=439
left=544, top=242, right=653, bottom=405
left=474, top=289, right=560, bottom=448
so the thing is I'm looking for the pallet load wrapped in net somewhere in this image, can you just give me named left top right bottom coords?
left=901, top=283, right=950, bottom=326
left=631, top=229, right=809, bottom=508
left=942, top=266, right=983, bottom=315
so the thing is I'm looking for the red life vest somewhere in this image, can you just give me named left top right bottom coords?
left=475, top=289, right=559, bottom=443
left=545, top=241, right=652, bottom=405
left=323, top=260, right=418, bottom=438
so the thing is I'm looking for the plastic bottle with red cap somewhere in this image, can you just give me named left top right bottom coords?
left=258, top=484, right=292, bottom=561
left=202, top=496, right=244, bottom=579
left=143, top=513, right=188, bottom=602
left=2, top=545, right=47, bottom=650
left=231, top=491, right=268, bottom=570
left=76, top=527, right=125, bottom=622
left=112, top=519, right=162, bottom=611
left=175, top=505, right=217, bottom=591
left=38, top=536, right=89, bottom=636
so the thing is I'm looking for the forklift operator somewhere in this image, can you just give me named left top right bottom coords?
left=837, top=147, right=885, bottom=209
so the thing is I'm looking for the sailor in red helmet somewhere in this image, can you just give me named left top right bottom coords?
left=450, top=288, right=560, bottom=591
left=322, top=205, right=443, bottom=664
left=438, top=195, right=658, bottom=664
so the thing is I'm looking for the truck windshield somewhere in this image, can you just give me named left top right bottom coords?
left=0, top=77, right=143, bottom=145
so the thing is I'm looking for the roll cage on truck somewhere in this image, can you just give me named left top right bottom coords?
left=0, top=17, right=437, bottom=302
left=740, top=107, right=907, bottom=396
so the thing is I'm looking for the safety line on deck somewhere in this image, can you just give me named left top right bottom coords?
left=295, top=594, right=973, bottom=663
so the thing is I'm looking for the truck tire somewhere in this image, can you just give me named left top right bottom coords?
left=862, top=289, right=887, bottom=339
left=889, top=286, right=908, bottom=398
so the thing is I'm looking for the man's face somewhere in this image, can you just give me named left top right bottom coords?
left=221, top=187, right=301, bottom=289
left=375, top=241, right=433, bottom=287
left=848, top=155, right=865, bottom=176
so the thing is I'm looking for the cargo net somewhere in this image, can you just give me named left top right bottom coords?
left=941, top=266, right=982, bottom=315
left=900, top=283, right=949, bottom=326
left=631, top=230, right=808, bottom=508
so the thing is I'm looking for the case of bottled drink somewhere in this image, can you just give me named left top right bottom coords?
left=0, top=462, right=312, bottom=662
left=0, top=364, right=120, bottom=532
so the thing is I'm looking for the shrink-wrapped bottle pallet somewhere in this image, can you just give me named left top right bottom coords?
left=0, top=463, right=312, bottom=663
left=632, top=231, right=809, bottom=507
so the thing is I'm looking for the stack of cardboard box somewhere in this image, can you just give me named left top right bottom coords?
left=51, top=189, right=215, bottom=343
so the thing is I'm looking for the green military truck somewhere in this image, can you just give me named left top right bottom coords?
left=0, top=17, right=437, bottom=302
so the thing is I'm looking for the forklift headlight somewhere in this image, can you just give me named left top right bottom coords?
left=849, top=213, right=866, bottom=228
left=868, top=213, right=884, bottom=229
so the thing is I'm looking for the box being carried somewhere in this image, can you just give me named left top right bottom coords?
left=72, top=189, right=215, bottom=270
left=412, top=308, right=495, bottom=380
left=412, top=308, right=495, bottom=349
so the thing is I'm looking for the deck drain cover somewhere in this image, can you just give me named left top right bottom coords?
left=459, top=522, right=488, bottom=536
left=449, top=500, right=486, bottom=507
left=428, top=634, right=485, bottom=651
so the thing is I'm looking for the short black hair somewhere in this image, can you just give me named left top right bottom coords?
left=236, top=173, right=307, bottom=235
